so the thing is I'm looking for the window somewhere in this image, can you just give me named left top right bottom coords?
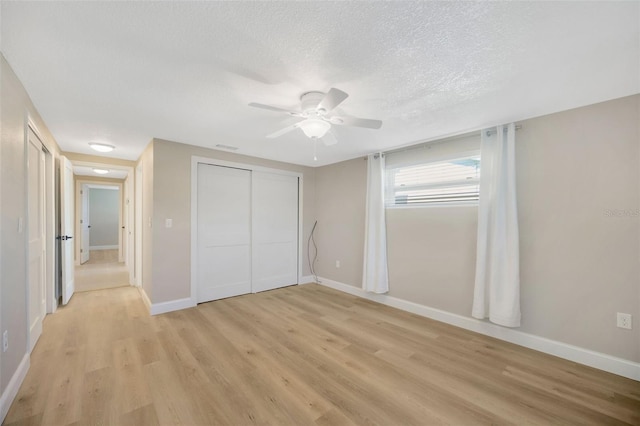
left=386, top=154, right=480, bottom=206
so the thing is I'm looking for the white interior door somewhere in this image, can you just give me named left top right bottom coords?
left=60, top=156, right=75, bottom=305
left=251, top=171, right=299, bottom=293
left=197, top=164, right=251, bottom=302
left=80, top=184, right=90, bottom=263
left=27, top=128, right=45, bottom=351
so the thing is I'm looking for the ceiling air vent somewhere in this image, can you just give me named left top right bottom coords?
left=215, top=144, right=239, bottom=151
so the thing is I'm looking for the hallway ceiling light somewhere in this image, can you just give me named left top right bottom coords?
left=89, top=142, right=115, bottom=153
left=93, top=168, right=110, bottom=174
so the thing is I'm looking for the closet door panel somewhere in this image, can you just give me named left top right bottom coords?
left=252, top=171, right=298, bottom=293
left=197, top=164, right=251, bottom=303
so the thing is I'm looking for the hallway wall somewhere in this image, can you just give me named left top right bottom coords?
left=89, top=188, right=120, bottom=248
left=0, top=54, right=61, bottom=415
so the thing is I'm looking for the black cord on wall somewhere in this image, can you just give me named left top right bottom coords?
left=308, top=220, right=318, bottom=283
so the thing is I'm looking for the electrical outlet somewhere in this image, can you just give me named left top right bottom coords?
left=617, top=313, right=632, bottom=330
left=3, top=330, right=8, bottom=352
left=335, top=260, right=341, bottom=268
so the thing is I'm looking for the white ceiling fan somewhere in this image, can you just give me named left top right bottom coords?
left=249, top=88, right=383, bottom=147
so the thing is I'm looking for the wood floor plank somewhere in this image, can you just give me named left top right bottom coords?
left=4, top=284, right=639, bottom=426
left=223, top=294, right=495, bottom=425
left=112, top=337, right=153, bottom=416
left=118, top=403, right=160, bottom=426
left=39, top=345, right=86, bottom=425
left=80, top=366, right=116, bottom=425
left=200, top=301, right=352, bottom=425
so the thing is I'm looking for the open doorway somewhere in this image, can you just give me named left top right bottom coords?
left=79, top=184, right=120, bottom=264
left=75, top=184, right=127, bottom=292
left=71, top=165, right=134, bottom=293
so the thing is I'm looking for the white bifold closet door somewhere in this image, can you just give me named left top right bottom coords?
left=197, top=164, right=299, bottom=303
left=251, top=171, right=298, bottom=293
left=197, top=164, right=252, bottom=303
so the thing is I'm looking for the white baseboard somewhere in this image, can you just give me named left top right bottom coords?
left=137, top=287, right=195, bottom=315
left=89, top=245, right=118, bottom=250
left=138, top=287, right=152, bottom=312
left=1, top=353, right=30, bottom=423
left=298, top=275, right=316, bottom=284
left=150, top=298, right=195, bottom=315
left=317, top=277, right=640, bottom=381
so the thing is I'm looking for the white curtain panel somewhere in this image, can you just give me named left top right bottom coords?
left=472, top=123, right=521, bottom=327
left=362, top=153, right=390, bottom=294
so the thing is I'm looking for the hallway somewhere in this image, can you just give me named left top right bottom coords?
left=74, top=249, right=129, bottom=293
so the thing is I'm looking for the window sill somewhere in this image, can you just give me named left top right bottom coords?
left=385, top=202, right=479, bottom=210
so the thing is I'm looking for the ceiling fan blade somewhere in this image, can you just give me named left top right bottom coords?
left=266, top=123, right=301, bottom=139
left=317, top=88, right=348, bottom=113
left=330, top=115, right=382, bottom=129
left=322, top=131, right=338, bottom=146
left=249, top=102, right=303, bottom=116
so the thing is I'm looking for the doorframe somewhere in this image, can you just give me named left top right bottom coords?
left=135, top=164, right=142, bottom=287
left=69, top=161, right=135, bottom=285
left=124, top=173, right=134, bottom=285
left=25, top=125, right=45, bottom=352
left=74, top=180, right=123, bottom=264
left=190, top=156, right=304, bottom=306
left=44, top=143, right=54, bottom=314
left=25, top=117, right=56, bottom=352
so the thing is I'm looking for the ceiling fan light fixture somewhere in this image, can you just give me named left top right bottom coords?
left=299, top=119, right=330, bottom=139
left=89, top=142, right=115, bottom=153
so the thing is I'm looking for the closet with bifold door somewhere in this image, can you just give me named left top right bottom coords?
left=196, top=162, right=299, bottom=303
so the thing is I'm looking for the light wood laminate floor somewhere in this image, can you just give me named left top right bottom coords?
left=75, top=249, right=129, bottom=292
left=4, top=284, right=639, bottom=425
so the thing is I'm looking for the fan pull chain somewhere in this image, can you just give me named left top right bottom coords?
left=313, top=139, right=318, bottom=161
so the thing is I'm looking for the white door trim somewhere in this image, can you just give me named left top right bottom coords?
left=74, top=179, right=124, bottom=266
left=25, top=126, right=45, bottom=352
left=190, top=155, right=304, bottom=306
left=25, top=117, right=56, bottom=316
left=124, top=174, right=134, bottom=284
left=70, top=160, right=135, bottom=285
left=135, top=164, right=143, bottom=287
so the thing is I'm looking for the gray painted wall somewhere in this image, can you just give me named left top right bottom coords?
left=315, top=94, right=640, bottom=362
left=144, top=138, right=316, bottom=304
left=89, top=188, right=119, bottom=247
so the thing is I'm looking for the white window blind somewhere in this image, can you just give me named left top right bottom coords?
left=386, top=154, right=480, bottom=206
left=384, top=133, right=481, bottom=207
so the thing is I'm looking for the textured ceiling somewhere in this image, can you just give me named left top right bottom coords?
left=1, top=2, right=638, bottom=167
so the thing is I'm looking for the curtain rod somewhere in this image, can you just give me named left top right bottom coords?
left=366, top=124, right=524, bottom=159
